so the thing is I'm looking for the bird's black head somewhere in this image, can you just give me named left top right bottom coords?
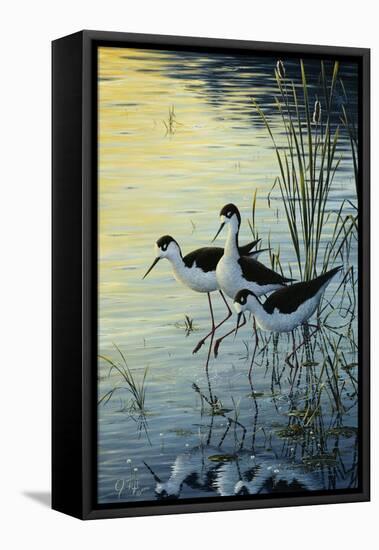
left=219, top=203, right=241, bottom=225
left=234, top=289, right=256, bottom=306
left=212, top=203, right=242, bottom=242
left=233, top=289, right=260, bottom=337
left=143, top=235, right=180, bottom=279
left=156, top=235, right=177, bottom=251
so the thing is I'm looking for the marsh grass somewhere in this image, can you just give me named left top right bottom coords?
left=245, top=307, right=358, bottom=423
left=272, top=329, right=358, bottom=486
left=192, top=382, right=247, bottom=449
left=244, top=61, right=359, bottom=441
left=175, top=314, right=196, bottom=335
left=98, top=343, right=148, bottom=413
left=340, top=79, right=359, bottom=197
left=252, top=60, right=357, bottom=281
left=163, top=105, right=181, bottom=135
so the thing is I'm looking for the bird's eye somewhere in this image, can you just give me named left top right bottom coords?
left=227, top=212, right=231, bottom=218
left=162, top=243, right=167, bottom=251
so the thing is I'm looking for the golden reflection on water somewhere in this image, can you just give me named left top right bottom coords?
left=98, top=47, right=280, bottom=333
left=97, top=46, right=355, bottom=344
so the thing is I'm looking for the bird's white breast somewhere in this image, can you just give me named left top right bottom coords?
left=172, top=262, right=218, bottom=293
left=216, top=256, right=282, bottom=299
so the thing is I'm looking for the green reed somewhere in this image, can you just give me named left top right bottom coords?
left=175, top=314, right=196, bottom=336
left=252, top=60, right=355, bottom=281
left=98, top=343, right=148, bottom=413
left=339, top=78, right=358, bottom=197
left=163, top=104, right=180, bottom=135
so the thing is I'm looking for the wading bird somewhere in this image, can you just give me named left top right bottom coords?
left=213, top=203, right=294, bottom=355
left=143, top=234, right=263, bottom=354
left=234, top=266, right=342, bottom=333
left=233, top=265, right=343, bottom=361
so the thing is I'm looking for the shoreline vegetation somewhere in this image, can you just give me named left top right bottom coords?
left=244, top=59, right=358, bottom=459
left=251, top=59, right=357, bottom=283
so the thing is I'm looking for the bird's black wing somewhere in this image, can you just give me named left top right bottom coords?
left=183, top=240, right=260, bottom=272
left=263, top=283, right=314, bottom=314
left=263, top=266, right=342, bottom=314
left=238, top=239, right=261, bottom=256
left=183, top=247, right=223, bottom=272
left=238, top=256, right=295, bottom=287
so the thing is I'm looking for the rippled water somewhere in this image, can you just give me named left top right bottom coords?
left=97, top=47, right=359, bottom=504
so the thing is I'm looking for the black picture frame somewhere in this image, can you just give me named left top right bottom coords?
left=52, top=30, right=370, bottom=520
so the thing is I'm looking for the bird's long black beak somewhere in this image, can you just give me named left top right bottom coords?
left=142, top=257, right=160, bottom=279
left=212, top=222, right=225, bottom=242
left=143, top=461, right=162, bottom=483
left=234, top=312, right=243, bottom=339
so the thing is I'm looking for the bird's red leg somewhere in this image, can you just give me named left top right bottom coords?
left=248, top=317, right=259, bottom=390
left=204, top=293, right=215, bottom=403
left=192, top=290, right=232, bottom=354
left=214, top=313, right=247, bottom=358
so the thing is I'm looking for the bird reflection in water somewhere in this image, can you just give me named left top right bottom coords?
left=143, top=405, right=319, bottom=501
left=144, top=444, right=319, bottom=500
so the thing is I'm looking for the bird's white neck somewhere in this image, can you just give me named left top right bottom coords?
left=244, top=296, right=277, bottom=332
left=164, top=247, right=188, bottom=278
left=247, top=297, right=265, bottom=318
left=237, top=296, right=265, bottom=322
left=224, top=218, right=240, bottom=259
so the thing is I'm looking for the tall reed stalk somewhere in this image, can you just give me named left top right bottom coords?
left=253, top=60, right=351, bottom=281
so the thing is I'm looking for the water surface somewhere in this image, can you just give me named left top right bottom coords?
left=98, top=47, right=359, bottom=504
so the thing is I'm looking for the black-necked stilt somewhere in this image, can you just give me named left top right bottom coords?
left=143, top=235, right=263, bottom=355
left=212, top=203, right=295, bottom=355
left=233, top=266, right=342, bottom=335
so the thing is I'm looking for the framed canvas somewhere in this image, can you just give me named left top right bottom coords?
left=52, top=30, right=370, bottom=519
